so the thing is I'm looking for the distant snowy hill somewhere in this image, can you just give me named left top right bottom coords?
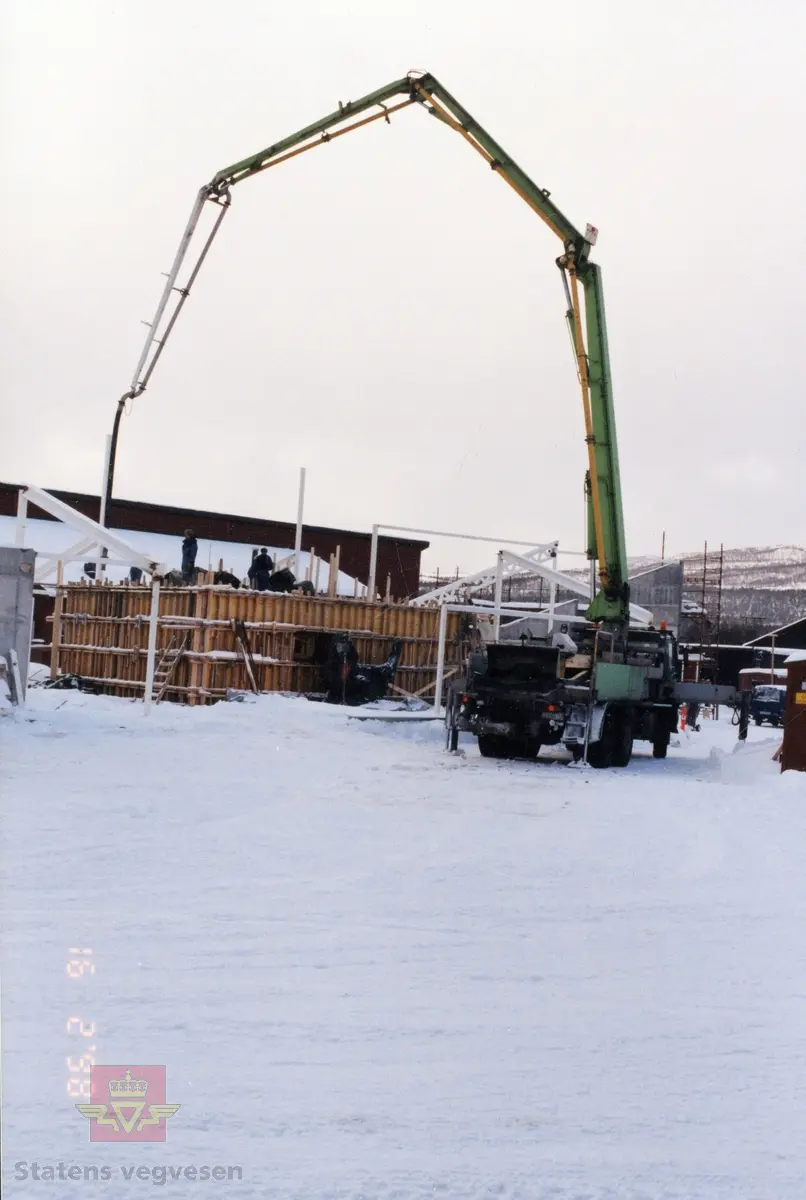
left=630, top=545, right=806, bottom=592
left=496, top=545, right=806, bottom=633
left=630, top=545, right=806, bottom=631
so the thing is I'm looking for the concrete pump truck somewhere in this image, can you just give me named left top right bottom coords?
left=104, top=72, right=739, bottom=762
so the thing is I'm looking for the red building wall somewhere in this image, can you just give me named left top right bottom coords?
left=0, top=483, right=428, bottom=598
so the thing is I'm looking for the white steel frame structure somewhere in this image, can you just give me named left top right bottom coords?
left=15, top=486, right=167, bottom=713
left=370, top=521, right=653, bottom=632
left=367, top=522, right=580, bottom=603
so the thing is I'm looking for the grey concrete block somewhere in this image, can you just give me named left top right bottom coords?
left=0, top=546, right=36, bottom=700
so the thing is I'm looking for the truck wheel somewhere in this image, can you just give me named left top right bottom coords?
left=754, top=717, right=762, bottom=727
left=586, top=739, right=612, bottom=769
left=611, top=712, right=634, bottom=768
left=478, top=734, right=514, bottom=759
left=652, top=734, right=669, bottom=759
left=517, top=736, right=541, bottom=761
left=588, top=707, right=630, bottom=769
left=447, top=725, right=459, bottom=752
left=586, top=717, right=614, bottom=769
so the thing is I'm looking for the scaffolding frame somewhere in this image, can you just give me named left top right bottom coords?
left=686, top=541, right=725, bottom=684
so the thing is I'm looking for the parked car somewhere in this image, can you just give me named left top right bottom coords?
left=749, top=684, right=786, bottom=727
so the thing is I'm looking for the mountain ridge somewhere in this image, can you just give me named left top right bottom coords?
left=629, top=544, right=806, bottom=593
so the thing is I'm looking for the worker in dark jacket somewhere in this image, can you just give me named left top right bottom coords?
left=181, top=529, right=198, bottom=583
left=248, top=548, right=274, bottom=591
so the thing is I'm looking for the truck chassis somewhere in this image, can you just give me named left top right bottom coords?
left=446, top=628, right=735, bottom=768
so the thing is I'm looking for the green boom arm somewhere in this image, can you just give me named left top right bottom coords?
left=130, top=72, right=629, bottom=622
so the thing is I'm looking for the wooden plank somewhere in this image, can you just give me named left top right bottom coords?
left=50, top=561, right=65, bottom=680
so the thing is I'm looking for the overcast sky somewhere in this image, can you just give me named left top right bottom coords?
left=2, top=0, right=804, bottom=574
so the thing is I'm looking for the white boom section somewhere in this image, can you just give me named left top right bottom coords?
left=129, top=187, right=209, bottom=389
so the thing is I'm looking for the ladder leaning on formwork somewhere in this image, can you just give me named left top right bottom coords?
left=152, top=633, right=191, bottom=703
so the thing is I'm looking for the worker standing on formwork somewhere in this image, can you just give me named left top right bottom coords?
left=248, top=548, right=274, bottom=591
left=181, top=529, right=198, bottom=583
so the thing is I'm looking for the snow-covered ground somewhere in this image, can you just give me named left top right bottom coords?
left=3, top=690, right=806, bottom=1198
left=0, top=515, right=366, bottom=596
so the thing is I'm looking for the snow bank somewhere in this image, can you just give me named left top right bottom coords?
left=716, top=736, right=781, bottom=785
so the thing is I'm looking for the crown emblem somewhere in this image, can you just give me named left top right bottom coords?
left=109, top=1069, right=148, bottom=1100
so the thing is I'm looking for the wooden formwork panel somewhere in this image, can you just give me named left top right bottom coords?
left=59, top=587, right=454, bottom=633
left=53, top=583, right=464, bottom=705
